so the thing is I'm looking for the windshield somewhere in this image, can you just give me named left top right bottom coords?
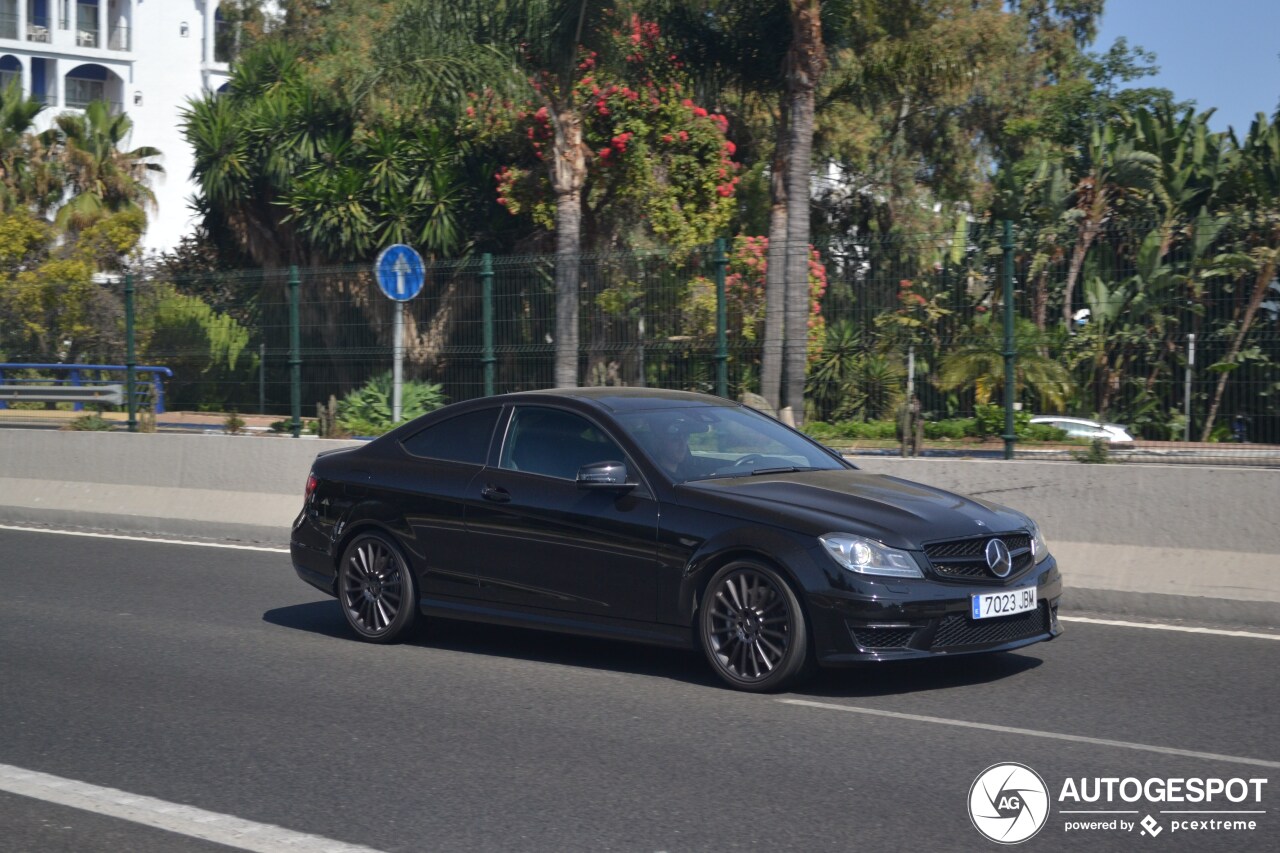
left=617, top=404, right=848, bottom=483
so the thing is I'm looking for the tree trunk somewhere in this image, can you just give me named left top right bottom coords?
left=548, top=105, right=588, bottom=388
left=1032, top=269, right=1048, bottom=332
left=1062, top=216, right=1099, bottom=331
left=1200, top=250, right=1278, bottom=441
left=781, top=0, right=824, bottom=425
left=761, top=123, right=788, bottom=410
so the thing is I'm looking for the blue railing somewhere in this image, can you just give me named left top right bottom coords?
left=0, top=363, right=173, bottom=412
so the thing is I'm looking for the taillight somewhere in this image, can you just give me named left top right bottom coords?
left=304, top=472, right=318, bottom=502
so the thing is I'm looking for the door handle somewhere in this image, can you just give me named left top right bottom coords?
left=480, top=485, right=511, bottom=503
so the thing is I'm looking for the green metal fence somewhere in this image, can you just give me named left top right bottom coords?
left=2, top=220, right=1277, bottom=463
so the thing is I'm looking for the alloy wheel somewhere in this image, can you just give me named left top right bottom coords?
left=704, top=566, right=797, bottom=684
left=339, top=534, right=414, bottom=641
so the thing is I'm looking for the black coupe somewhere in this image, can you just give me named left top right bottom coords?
left=291, top=388, right=1062, bottom=692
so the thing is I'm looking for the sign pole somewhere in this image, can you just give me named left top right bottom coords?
left=393, top=300, right=404, bottom=423
left=375, top=244, right=425, bottom=426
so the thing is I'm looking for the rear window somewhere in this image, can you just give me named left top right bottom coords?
left=401, top=408, right=500, bottom=465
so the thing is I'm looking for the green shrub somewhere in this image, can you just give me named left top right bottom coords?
left=831, top=419, right=898, bottom=440
left=141, top=284, right=258, bottom=411
left=802, top=421, right=839, bottom=440
left=337, top=373, right=446, bottom=435
left=65, top=414, right=113, bottom=431
left=974, top=404, right=1033, bottom=438
left=1024, top=423, right=1068, bottom=442
left=923, top=418, right=972, bottom=440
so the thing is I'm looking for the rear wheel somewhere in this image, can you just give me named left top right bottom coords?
left=699, top=561, right=810, bottom=692
left=338, top=532, right=418, bottom=643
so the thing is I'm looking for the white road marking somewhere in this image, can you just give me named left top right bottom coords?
left=1059, top=614, right=1280, bottom=641
left=0, top=763, right=385, bottom=853
left=0, top=523, right=289, bottom=553
left=779, top=700, right=1280, bottom=769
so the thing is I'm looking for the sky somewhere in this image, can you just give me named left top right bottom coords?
left=1092, top=0, right=1280, bottom=135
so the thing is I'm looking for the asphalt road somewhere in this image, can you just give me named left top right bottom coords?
left=2, top=527, right=1278, bottom=852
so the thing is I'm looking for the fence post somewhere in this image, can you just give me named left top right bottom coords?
left=1001, top=220, right=1016, bottom=460
left=713, top=238, right=728, bottom=398
left=259, top=342, right=266, bottom=415
left=289, top=265, right=301, bottom=438
left=481, top=253, right=495, bottom=397
left=1185, top=333, right=1195, bottom=442
left=125, top=273, right=137, bottom=432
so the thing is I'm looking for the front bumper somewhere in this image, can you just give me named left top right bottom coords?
left=806, top=555, right=1063, bottom=665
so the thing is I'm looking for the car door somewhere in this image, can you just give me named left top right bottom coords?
left=466, top=405, right=661, bottom=623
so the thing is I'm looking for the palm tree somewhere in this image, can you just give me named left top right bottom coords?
left=0, top=77, right=57, bottom=214
left=779, top=0, right=825, bottom=422
left=53, top=101, right=163, bottom=231
left=1060, top=120, right=1159, bottom=331
left=938, top=317, right=1074, bottom=412
left=1201, top=113, right=1280, bottom=441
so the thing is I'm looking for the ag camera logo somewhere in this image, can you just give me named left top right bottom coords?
left=969, top=763, right=1051, bottom=844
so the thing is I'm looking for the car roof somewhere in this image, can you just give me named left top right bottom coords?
left=500, top=387, right=742, bottom=413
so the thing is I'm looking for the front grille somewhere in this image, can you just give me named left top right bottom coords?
left=931, top=604, right=1049, bottom=649
left=850, top=626, right=917, bottom=650
left=923, top=533, right=1033, bottom=582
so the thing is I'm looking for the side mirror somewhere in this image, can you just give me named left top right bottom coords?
left=576, top=460, right=634, bottom=490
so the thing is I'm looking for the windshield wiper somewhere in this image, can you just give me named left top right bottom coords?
left=749, top=466, right=819, bottom=476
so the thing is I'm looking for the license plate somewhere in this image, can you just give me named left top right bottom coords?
left=971, top=586, right=1037, bottom=620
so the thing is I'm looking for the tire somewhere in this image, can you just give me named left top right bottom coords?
left=698, top=560, right=811, bottom=692
left=337, top=531, right=419, bottom=643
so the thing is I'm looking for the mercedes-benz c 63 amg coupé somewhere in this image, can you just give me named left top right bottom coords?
left=291, top=388, right=1062, bottom=691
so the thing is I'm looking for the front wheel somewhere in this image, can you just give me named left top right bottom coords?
left=698, top=561, right=811, bottom=692
left=338, top=531, right=419, bottom=643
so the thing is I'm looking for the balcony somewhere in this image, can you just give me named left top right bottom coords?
left=27, top=14, right=50, bottom=43
left=0, top=13, right=15, bottom=40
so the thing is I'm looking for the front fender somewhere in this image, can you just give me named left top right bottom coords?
left=672, top=523, right=822, bottom=625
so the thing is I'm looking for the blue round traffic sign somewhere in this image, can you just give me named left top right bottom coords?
left=375, top=244, right=426, bottom=302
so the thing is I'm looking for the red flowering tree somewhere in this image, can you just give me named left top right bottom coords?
left=465, top=13, right=740, bottom=252
left=686, top=235, right=828, bottom=366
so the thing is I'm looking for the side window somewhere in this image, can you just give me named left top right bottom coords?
left=401, top=408, right=500, bottom=464
left=499, top=407, right=624, bottom=479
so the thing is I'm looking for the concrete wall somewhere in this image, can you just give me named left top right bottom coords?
left=0, top=430, right=359, bottom=544
left=1, top=430, right=1275, bottom=626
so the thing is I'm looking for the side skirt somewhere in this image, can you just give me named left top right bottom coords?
left=421, top=598, right=695, bottom=650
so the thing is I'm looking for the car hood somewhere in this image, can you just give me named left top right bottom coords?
left=682, top=469, right=1028, bottom=549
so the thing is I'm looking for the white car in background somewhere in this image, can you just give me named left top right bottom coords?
left=1030, top=416, right=1135, bottom=443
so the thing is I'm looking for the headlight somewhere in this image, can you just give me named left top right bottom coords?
left=1029, top=520, right=1050, bottom=564
left=819, top=533, right=923, bottom=579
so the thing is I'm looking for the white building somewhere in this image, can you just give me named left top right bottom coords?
left=0, top=1, right=260, bottom=253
